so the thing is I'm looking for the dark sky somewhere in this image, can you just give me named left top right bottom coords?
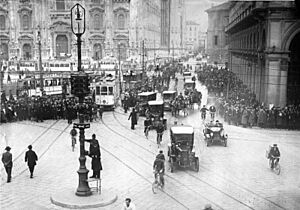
left=185, top=0, right=228, bottom=31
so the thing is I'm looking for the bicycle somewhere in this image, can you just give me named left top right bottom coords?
left=156, top=132, right=163, bottom=147
left=201, top=112, right=206, bottom=120
left=71, top=136, right=76, bottom=152
left=145, top=126, right=151, bottom=139
left=152, top=170, right=164, bottom=194
left=269, top=156, right=281, bottom=175
left=210, top=111, right=215, bottom=121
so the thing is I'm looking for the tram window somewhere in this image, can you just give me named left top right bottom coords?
left=36, top=81, right=40, bottom=88
left=45, top=80, right=49, bottom=87
left=96, top=86, right=100, bottom=95
left=50, top=63, right=55, bottom=67
left=108, top=87, right=113, bottom=95
left=100, top=86, right=107, bottom=95
left=55, top=64, right=59, bottom=67
left=58, top=79, right=61, bottom=85
left=53, top=79, right=57, bottom=86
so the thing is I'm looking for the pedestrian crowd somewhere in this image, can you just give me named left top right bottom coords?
left=197, top=65, right=300, bottom=130
left=0, top=92, right=102, bottom=124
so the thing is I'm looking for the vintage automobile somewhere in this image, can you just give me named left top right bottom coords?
left=203, top=121, right=228, bottom=147
left=184, top=79, right=196, bottom=95
left=162, top=90, right=177, bottom=111
left=137, top=92, right=157, bottom=116
left=183, top=71, right=192, bottom=80
left=167, top=125, right=199, bottom=172
left=148, top=100, right=167, bottom=130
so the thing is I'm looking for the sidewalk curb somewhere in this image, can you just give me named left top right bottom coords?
left=50, top=188, right=118, bottom=209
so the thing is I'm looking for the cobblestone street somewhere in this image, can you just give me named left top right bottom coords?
left=1, top=75, right=300, bottom=209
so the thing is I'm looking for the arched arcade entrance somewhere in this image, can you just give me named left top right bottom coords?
left=287, top=32, right=300, bottom=105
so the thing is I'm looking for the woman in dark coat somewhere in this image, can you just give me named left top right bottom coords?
left=128, top=108, right=137, bottom=130
left=25, top=145, right=38, bottom=178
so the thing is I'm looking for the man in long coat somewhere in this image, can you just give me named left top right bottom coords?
left=2, top=146, right=12, bottom=182
left=25, top=145, right=38, bottom=178
left=128, top=108, right=137, bottom=130
left=86, top=134, right=102, bottom=179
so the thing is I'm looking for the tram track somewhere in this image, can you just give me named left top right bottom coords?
left=99, top=117, right=223, bottom=210
left=0, top=120, right=71, bottom=185
left=106, top=111, right=287, bottom=210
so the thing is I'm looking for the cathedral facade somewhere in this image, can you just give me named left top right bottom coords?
left=0, top=0, right=186, bottom=63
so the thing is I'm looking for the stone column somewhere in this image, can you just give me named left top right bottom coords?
left=257, top=55, right=263, bottom=103
left=279, top=58, right=288, bottom=107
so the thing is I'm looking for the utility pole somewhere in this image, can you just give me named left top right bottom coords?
left=172, top=41, right=175, bottom=65
left=142, top=40, right=145, bottom=77
left=37, top=29, right=43, bottom=95
left=118, top=43, right=122, bottom=95
left=154, top=39, right=156, bottom=67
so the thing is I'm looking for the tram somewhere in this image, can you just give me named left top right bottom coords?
left=19, top=61, right=37, bottom=71
left=43, top=60, right=76, bottom=72
left=91, top=75, right=120, bottom=110
left=17, top=73, right=70, bottom=97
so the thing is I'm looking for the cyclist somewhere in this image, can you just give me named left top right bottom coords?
left=200, top=105, right=209, bottom=120
left=269, top=144, right=281, bottom=169
left=144, top=117, right=151, bottom=138
left=209, top=105, right=216, bottom=121
left=156, top=122, right=164, bottom=146
left=70, top=128, right=77, bottom=152
left=153, top=150, right=165, bottom=187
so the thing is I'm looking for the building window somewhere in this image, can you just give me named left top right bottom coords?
left=0, top=43, right=9, bottom=60
left=91, top=0, right=101, bottom=3
left=93, top=44, right=102, bottom=60
left=118, top=14, right=125, bottom=29
left=56, top=0, right=65, bottom=11
left=214, top=35, right=218, bottom=46
left=22, top=14, right=30, bottom=30
left=22, top=43, right=32, bottom=60
left=94, top=14, right=103, bottom=30
left=0, top=15, right=5, bottom=30
left=56, top=35, right=68, bottom=57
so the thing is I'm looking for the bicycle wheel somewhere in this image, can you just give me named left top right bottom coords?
left=152, top=181, right=158, bottom=194
left=145, top=128, right=149, bottom=138
left=269, top=159, right=272, bottom=169
left=274, top=163, right=281, bottom=175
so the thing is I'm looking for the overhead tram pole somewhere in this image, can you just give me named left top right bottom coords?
left=70, top=3, right=92, bottom=197
left=37, top=27, right=44, bottom=95
left=118, top=42, right=122, bottom=95
left=142, top=40, right=145, bottom=77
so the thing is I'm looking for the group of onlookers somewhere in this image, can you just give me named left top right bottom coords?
left=0, top=93, right=100, bottom=124
left=197, top=65, right=300, bottom=130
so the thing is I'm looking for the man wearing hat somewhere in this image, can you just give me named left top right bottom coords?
left=2, top=146, right=12, bottom=183
left=269, top=144, right=281, bottom=169
left=25, top=145, right=38, bottom=178
left=86, top=134, right=102, bottom=178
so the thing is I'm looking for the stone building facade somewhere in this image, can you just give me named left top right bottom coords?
left=129, top=0, right=161, bottom=60
left=170, top=0, right=185, bottom=56
left=0, top=0, right=133, bottom=61
left=226, top=1, right=300, bottom=106
left=184, top=20, right=200, bottom=51
left=205, top=2, right=229, bottom=65
left=0, top=0, right=186, bottom=63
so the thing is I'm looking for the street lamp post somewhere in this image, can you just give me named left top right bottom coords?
left=37, top=29, right=44, bottom=95
left=142, top=40, right=145, bottom=77
left=71, top=3, right=92, bottom=197
left=118, top=42, right=122, bottom=95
